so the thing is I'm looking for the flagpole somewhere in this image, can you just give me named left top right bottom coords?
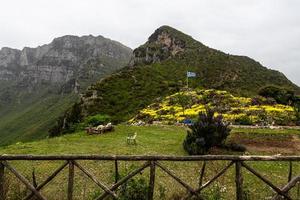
left=186, top=71, right=189, bottom=89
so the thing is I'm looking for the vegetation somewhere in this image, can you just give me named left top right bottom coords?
left=133, top=89, right=296, bottom=126
left=0, top=92, right=78, bottom=146
left=119, top=177, right=148, bottom=200
left=258, top=85, right=296, bottom=105
left=84, top=114, right=111, bottom=127
left=50, top=25, right=300, bottom=136
left=183, top=109, right=231, bottom=155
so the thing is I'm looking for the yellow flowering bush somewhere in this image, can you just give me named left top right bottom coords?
left=131, top=89, right=296, bottom=125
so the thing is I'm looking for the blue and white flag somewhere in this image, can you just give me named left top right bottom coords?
left=187, top=71, right=196, bottom=77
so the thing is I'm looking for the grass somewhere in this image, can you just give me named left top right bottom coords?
left=0, top=125, right=187, bottom=155
left=0, top=93, right=78, bottom=146
left=1, top=125, right=300, bottom=199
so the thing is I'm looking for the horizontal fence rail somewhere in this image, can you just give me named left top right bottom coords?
left=0, top=155, right=300, bottom=200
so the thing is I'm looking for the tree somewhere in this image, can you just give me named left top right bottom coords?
left=294, top=97, right=300, bottom=125
left=258, top=86, right=295, bottom=105
left=183, top=108, right=231, bottom=155
left=173, top=92, right=193, bottom=115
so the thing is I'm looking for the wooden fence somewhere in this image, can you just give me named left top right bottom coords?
left=0, top=155, right=300, bottom=200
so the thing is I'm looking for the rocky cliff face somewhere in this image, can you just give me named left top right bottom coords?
left=0, top=35, right=132, bottom=94
left=131, top=26, right=206, bottom=66
left=0, top=35, right=132, bottom=145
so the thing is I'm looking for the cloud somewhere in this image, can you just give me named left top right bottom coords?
left=0, top=0, right=299, bottom=85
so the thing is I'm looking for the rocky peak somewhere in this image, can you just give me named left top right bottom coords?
left=132, top=26, right=194, bottom=65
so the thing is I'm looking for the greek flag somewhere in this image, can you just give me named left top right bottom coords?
left=187, top=71, right=196, bottom=77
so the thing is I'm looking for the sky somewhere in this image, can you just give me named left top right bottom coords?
left=1, top=0, right=299, bottom=85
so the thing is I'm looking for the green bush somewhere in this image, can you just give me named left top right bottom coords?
left=258, top=86, right=295, bottom=105
left=84, top=114, right=111, bottom=126
left=118, top=177, right=148, bottom=200
left=235, top=115, right=253, bottom=125
left=183, top=108, right=231, bottom=155
left=294, top=102, right=300, bottom=125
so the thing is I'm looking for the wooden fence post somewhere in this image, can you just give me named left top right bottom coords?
left=199, top=161, right=206, bottom=187
left=68, top=160, right=74, bottom=200
left=148, top=161, right=156, bottom=200
left=235, top=161, right=243, bottom=200
left=288, top=161, right=292, bottom=182
left=0, top=162, right=4, bottom=200
left=115, top=160, right=119, bottom=184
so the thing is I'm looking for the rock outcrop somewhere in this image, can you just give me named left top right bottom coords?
left=0, top=34, right=132, bottom=145
left=0, top=35, right=132, bottom=93
left=132, top=26, right=186, bottom=65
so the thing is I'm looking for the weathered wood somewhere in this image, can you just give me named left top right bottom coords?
left=199, top=161, right=206, bottom=187
left=156, top=161, right=195, bottom=193
left=0, top=162, right=4, bottom=200
left=235, top=161, right=243, bottom=200
left=96, top=161, right=150, bottom=200
left=288, top=161, right=292, bottom=182
left=1, top=154, right=300, bottom=161
left=2, top=161, right=46, bottom=200
left=198, top=161, right=234, bottom=192
left=148, top=161, right=156, bottom=200
left=24, top=161, right=68, bottom=200
left=32, top=168, right=38, bottom=188
left=242, top=162, right=291, bottom=200
left=272, top=175, right=300, bottom=200
left=73, top=161, right=117, bottom=199
left=297, top=182, right=300, bottom=200
left=1, top=154, right=300, bottom=200
left=68, top=160, right=74, bottom=200
left=114, top=160, right=119, bottom=184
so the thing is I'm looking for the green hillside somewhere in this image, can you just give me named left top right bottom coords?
left=0, top=89, right=77, bottom=146
left=52, top=26, right=299, bottom=135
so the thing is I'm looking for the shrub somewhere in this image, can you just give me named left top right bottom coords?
left=251, top=96, right=276, bottom=106
left=118, top=177, right=148, bottom=200
left=234, top=115, right=253, bottom=125
left=294, top=101, right=300, bottom=125
left=258, top=86, right=295, bottom=105
left=84, top=114, right=111, bottom=126
left=183, top=108, right=231, bottom=155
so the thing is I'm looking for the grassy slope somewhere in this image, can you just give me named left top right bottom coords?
left=0, top=93, right=77, bottom=146
left=0, top=125, right=186, bottom=155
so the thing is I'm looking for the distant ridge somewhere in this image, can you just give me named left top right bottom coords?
left=0, top=34, right=132, bottom=145
left=52, top=25, right=300, bottom=135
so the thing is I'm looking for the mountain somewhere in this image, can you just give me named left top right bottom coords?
left=0, top=35, right=132, bottom=145
left=50, top=25, right=300, bottom=134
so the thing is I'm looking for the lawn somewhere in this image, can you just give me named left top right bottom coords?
left=1, top=125, right=300, bottom=199
left=0, top=125, right=187, bottom=155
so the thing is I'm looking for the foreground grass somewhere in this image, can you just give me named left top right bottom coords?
left=1, top=125, right=300, bottom=199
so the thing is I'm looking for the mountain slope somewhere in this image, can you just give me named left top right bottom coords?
left=0, top=35, right=132, bottom=145
left=51, top=25, right=300, bottom=134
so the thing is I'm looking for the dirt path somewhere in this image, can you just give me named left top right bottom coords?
left=231, top=133, right=300, bottom=155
